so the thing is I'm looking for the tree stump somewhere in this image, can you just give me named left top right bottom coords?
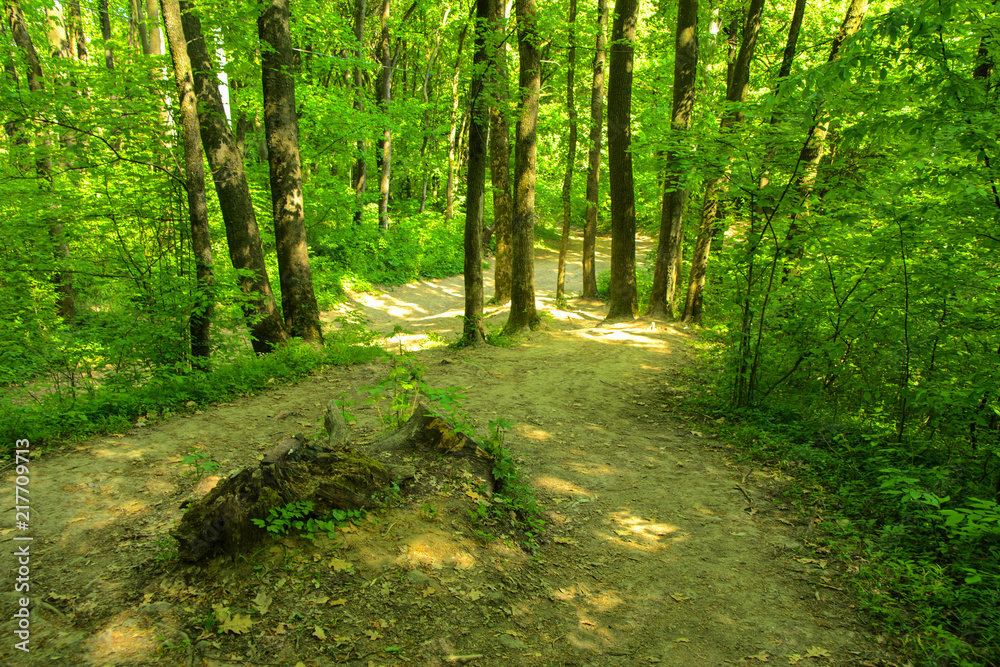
left=171, top=400, right=495, bottom=562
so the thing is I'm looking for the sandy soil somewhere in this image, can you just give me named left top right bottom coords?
left=0, top=235, right=894, bottom=667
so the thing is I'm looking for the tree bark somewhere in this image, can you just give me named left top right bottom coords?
left=463, top=0, right=493, bottom=345
left=444, top=23, right=469, bottom=220
left=646, top=0, right=698, bottom=319
left=555, top=0, right=578, bottom=301
left=67, top=1, right=88, bottom=60
left=145, top=0, right=163, bottom=55
left=418, top=8, right=449, bottom=214
left=259, top=0, right=323, bottom=344
left=581, top=0, right=607, bottom=300
left=351, top=0, right=367, bottom=224
left=99, top=0, right=114, bottom=69
left=489, top=0, right=513, bottom=306
left=784, top=0, right=868, bottom=262
left=604, top=0, right=639, bottom=321
left=374, top=0, right=392, bottom=230
left=180, top=0, right=287, bottom=354
left=7, top=0, right=76, bottom=323
left=503, top=0, right=540, bottom=334
left=681, top=0, right=764, bottom=323
left=161, top=0, right=214, bottom=365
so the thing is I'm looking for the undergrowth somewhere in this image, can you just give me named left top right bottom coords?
left=686, top=332, right=1000, bottom=667
left=0, top=313, right=384, bottom=456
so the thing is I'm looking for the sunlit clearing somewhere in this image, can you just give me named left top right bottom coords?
left=353, top=292, right=429, bottom=319
left=535, top=475, right=594, bottom=497
left=600, top=511, right=683, bottom=552
left=573, top=328, right=671, bottom=351
left=87, top=613, right=160, bottom=664
left=564, top=461, right=618, bottom=477
left=401, top=531, right=477, bottom=569
left=517, top=426, right=552, bottom=441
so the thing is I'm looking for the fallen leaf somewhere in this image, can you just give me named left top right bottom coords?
left=364, top=630, right=382, bottom=640
left=466, top=490, right=483, bottom=500
left=143, top=593, right=154, bottom=605
left=747, top=651, right=769, bottom=661
left=220, top=613, right=253, bottom=635
left=788, top=655, right=803, bottom=665
left=308, top=595, right=330, bottom=605
left=274, top=623, right=287, bottom=635
left=805, top=647, right=831, bottom=659
left=674, top=638, right=690, bottom=643
left=670, top=593, right=691, bottom=602
left=313, top=626, right=327, bottom=641
left=329, top=598, right=347, bottom=606
left=253, top=591, right=272, bottom=615
left=329, top=558, right=354, bottom=572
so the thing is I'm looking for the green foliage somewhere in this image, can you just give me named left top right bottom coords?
left=251, top=500, right=365, bottom=540
left=180, top=450, right=220, bottom=479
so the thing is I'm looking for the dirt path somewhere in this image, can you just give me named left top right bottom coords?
left=0, top=236, right=884, bottom=666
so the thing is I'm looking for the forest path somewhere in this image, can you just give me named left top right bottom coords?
left=0, top=235, right=881, bottom=667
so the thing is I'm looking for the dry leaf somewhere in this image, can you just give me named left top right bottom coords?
left=313, top=626, right=327, bottom=641
left=674, top=638, right=690, bottom=643
left=274, top=623, right=287, bottom=635
left=364, top=630, right=382, bottom=640
left=329, top=558, right=353, bottom=572
left=805, top=647, right=831, bottom=659
left=466, top=490, right=483, bottom=500
left=747, top=651, right=769, bottom=662
left=788, top=655, right=803, bottom=665
left=308, top=595, right=330, bottom=605
left=670, top=593, right=691, bottom=602
left=329, top=598, right=347, bottom=606
left=253, top=591, right=272, bottom=615
left=220, top=613, right=253, bottom=635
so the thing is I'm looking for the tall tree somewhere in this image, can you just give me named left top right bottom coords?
left=67, top=1, right=88, bottom=60
left=581, top=0, right=607, bottom=300
left=259, top=0, right=323, bottom=343
left=418, top=7, right=449, bottom=214
left=504, top=0, right=540, bottom=333
left=646, top=0, right=699, bottom=319
left=6, top=0, right=75, bottom=322
left=444, top=21, right=469, bottom=220
left=681, top=0, right=764, bottom=323
left=604, top=0, right=639, bottom=320
left=161, top=0, right=213, bottom=364
left=374, top=0, right=392, bottom=230
left=180, top=0, right=287, bottom=354
left=463, top=0, right=493, bottom=344
left=783, top=0, right=868, bottom=262
left=351, top=0, right=366, bottom=224
left=488, top=0, right=513, bottom=305
left=555, top=0, right=578, bottom=301
left=99, top=0, right=114, bottom=69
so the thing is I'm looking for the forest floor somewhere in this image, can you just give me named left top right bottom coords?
left=0, top=236, right=900, bottom=667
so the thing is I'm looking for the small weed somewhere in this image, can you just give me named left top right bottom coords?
left=251, top=500, right=365, bottom=540
left=180, top=449, right=220, bottom=479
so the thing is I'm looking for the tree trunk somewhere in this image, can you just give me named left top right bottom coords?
left=604, top=0, right=639, bottom=321
left=555, top=0, right=578, bottom=301
left=180, top=0, right=287, bottom=354
left=351, top=0, right=367, bottom=224
left=444, top=23, right=469, bottom=220
left=503, top=0, right=540, bottom=334
left=145, top=0, right=163, bottom=55
left=784, top=0, right=867, bottom=262
left=489, top=0, right=513, bottom=306
left=99, top=0, right=114, bottom=69
left=581, top=0, right=607, bottom=300
left=681, top=0, right=764, bottom=323
left=7, top=0, right=76, bottom=323
left=130, top=0, right=152, bottom=55
left=418, top=8, right=449, bottom=214
left=259, top=0, right=323, bottom=344
left=646, top=0, right=699, bottom=319
left=161, top=0, right=214, bottom=365
left=463, top=0, right=493, bottom=345
left=67, top=1, right=88, bottom=60
left=374, top=0, right=392, bottom=231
